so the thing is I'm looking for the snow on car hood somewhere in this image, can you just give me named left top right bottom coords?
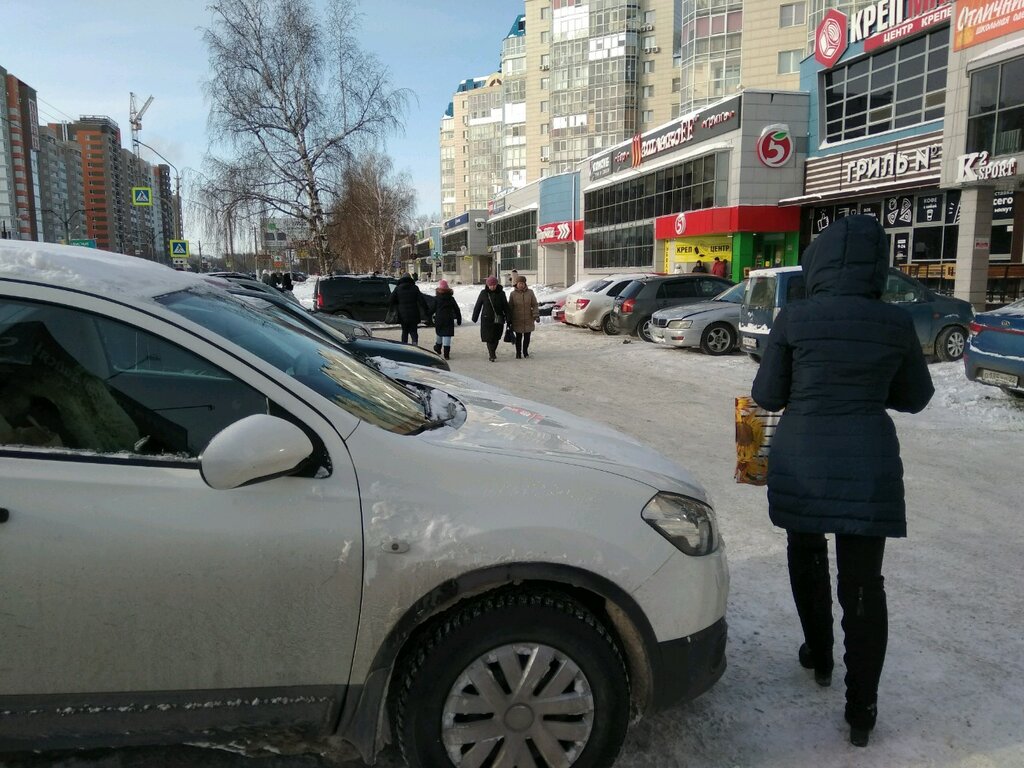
left=392, top=364, right=708, bottom=501
left=653, top=299, right=735, bottom=320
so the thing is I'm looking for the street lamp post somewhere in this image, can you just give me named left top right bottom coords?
left=136, top=140, right=182, bottom=241
left=42, top=205, right=93, bottom=243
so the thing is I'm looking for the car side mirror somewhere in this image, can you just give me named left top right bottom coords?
left=200, top=414, right=314, bottom=490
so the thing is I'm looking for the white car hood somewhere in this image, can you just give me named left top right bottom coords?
left=391, top=364, right=708, bottom=502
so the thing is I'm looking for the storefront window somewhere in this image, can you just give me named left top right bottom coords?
left=967, top=57, right=1024, bottom=157
left=822, top=30, right=947, bottom=143
left=487, top=210, right=537, bottom=248
left=583, top=224, right=654, bottom=270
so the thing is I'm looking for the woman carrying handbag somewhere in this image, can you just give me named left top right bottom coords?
left=471, top=276, right=509, bottom=362
left=507, top=275, right=540, bottom=359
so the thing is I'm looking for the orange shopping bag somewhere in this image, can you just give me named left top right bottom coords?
left=734, top=396, right=780, bottom=486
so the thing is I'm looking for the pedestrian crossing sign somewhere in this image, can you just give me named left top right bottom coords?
left=169, top=239, right=189, bottom=257
left=132, top=187, right=153, bottom=206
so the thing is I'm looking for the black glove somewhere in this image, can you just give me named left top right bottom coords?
left=457, top=319, right=462, bottom=325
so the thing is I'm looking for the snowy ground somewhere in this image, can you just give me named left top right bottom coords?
left=8, top=279, right=1022, bottom=768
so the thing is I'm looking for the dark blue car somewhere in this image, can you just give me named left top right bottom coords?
left=965, top=297, right=1024, bottom=398
left=740, top=266, right=974, bottom=363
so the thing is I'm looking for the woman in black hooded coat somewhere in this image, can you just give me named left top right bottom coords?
left=471, top=276, right=509, bottom=362
left=752, top=215, right=934, bottom=747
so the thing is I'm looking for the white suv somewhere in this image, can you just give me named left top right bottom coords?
left=0, top=242, right=729, bottom=767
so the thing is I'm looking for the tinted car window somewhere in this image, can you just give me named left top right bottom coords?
left=700, top=278, right=731, bottom=296
left=882, top=272, right=921, bottom=303
left=618, top=280, right=646, bottom=300
left=786, top=276, right=806, bottom=302
left=606, top=280, right=632, bottom=297
left=659, top=280, right=699, bottom=299
left=590, top=280, right=613, bottom=293
left=715, top=282, right=747, bottom=303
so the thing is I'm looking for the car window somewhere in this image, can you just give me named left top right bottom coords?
left=786, top=276, right=806, bottom=303
left=714, top=282, right=747, bottom=303
left=658, top=280, right=699, bottom=299
left=745, top=276, right=777, bottom=310
left=700, top=279, right=730, bottom=297
left=590, top=280, right=612, bottom=293
left=158, top=289, right=430, bottom=435
left=0, top=298, right=269, bottom=458
left=618, top=280, right=646, bottom=300
left=882, top=272, right=922, bottom=303
left=606, top=280, right=632, bottom=298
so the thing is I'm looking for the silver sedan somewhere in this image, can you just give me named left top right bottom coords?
left=650, top=281, right=746, bottom=355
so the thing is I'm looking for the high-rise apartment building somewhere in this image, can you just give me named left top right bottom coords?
left=60, top=116, right=126, bottom=253
left=441, top=0, right=825, bottom=213
left=0, top=66, right=14, bottom=239
left=6, top=74, right=44, bottom=241
left=37, top=125, right=85, bottom=243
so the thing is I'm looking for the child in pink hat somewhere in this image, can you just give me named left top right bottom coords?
left=432, top=280, right=461, bottom=359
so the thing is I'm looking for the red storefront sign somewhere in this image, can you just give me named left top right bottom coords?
left=654, top=206, right=801, bottom=240
left=537, top=220, right=584, bottom=244
left=815, top=9, right=849, bottom=67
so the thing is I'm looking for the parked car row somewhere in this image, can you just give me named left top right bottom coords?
left=738, top=266, right=975, bottom=364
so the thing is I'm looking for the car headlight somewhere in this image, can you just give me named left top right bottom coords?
left=641, top=492, right=719, bottom=556
left=667, top=320, right=692, bottom=330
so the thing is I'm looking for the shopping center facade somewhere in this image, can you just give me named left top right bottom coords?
left=428, top=0, right=1021, bottom=307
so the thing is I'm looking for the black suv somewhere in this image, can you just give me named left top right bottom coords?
left=611, top=274, right=734, bottom=342
left=313, top=275, right=398, bottom=321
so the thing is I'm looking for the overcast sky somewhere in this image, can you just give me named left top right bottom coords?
left=4, top=0, right=522, bottom=233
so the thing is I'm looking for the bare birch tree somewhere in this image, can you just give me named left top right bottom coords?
left=329, top=154, right=415, bottom=274
left=201, top=0, right=409, bottom=275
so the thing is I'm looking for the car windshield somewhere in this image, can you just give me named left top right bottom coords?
left=158, top=289, right=430, bottom=435
left=745, top=276, right=777, bottom=311
left=713, top=282, right=747, bottom=304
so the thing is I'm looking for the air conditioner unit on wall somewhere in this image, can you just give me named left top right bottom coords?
left=644, top=46, right=660, bottom=54
left=539, top=64, right=550, bottom=71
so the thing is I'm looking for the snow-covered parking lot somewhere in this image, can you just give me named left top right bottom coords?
left=370, top=313, right=1024, bottom=768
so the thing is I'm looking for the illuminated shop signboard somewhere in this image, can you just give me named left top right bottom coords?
left=813, top=0, right=951, bottom=66
left=589, top=95, right=742, bottom=180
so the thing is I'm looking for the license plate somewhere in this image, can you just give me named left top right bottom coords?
left=742, top=336, right=758, bottom=350
left=979, top=369, right=1018, bottom=387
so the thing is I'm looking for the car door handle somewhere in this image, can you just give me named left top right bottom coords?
left=0, top=508, right=9, bottom=524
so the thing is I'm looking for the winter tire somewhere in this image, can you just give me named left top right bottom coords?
left=637, top=317, right=655, bottom=343
left=935, top=325, right=966, bottom=362
left=395, top=590, right=629, bottom=768
left=601, top=313, right=618, bottom=335
left=700, top=323, right=736, bottom=356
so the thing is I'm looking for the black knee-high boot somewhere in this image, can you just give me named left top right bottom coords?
left=522, top=332, right=531, bottom=356
left=839, top=577, right=886, bottom=730
left=787, top=532, right=835, bottom=677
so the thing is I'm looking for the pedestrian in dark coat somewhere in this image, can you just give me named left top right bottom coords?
left=752, top=214, right=934, bottom=747
left=471, top=276, right=509, bottom=362
left=389, top=273, right=429, bottom=345
left=432, top=280, right=462, bottom=360
left=280, top=273, right=294, bottom=292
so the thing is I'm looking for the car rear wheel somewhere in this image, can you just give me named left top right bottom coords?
left=700, top=323, right=736, bottom=356
left=936, top=325, right=967, bottom=362
left=601, top=313, right=618, bottom=335
left=395, top=590, right=629, bottom=768
left=637, top=317, right=655, bottom=343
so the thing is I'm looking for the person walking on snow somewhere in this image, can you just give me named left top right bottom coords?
left=507, top=275, right=539, bottom=359
left=431, top=280, right=462, bottom=360
left=471, top=276, right=509, bottom=362
left=751, top=214, right=934, bottom=748
left=389, top=273, right=429, bottom=345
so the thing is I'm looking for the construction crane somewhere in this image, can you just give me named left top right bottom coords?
left=129, top=92, right=154, bottom=158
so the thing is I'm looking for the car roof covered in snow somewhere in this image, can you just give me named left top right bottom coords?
left=0, top=240, right=203, bottom=302
left=747, top=265, right=803, bottom=277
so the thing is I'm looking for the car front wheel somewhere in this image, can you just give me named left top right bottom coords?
left=936, top=325, right=967, bottom=362
left=700, top=323, right=736, bottom=355
left=395, top=590, right=629, bottom=768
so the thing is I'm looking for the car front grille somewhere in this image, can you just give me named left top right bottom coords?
left=653, top=317, right=669, bottom=328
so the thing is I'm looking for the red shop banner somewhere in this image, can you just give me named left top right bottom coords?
left=654, top=206, right=801, bottom=240
left=536, top=220, right=584, bottom=244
